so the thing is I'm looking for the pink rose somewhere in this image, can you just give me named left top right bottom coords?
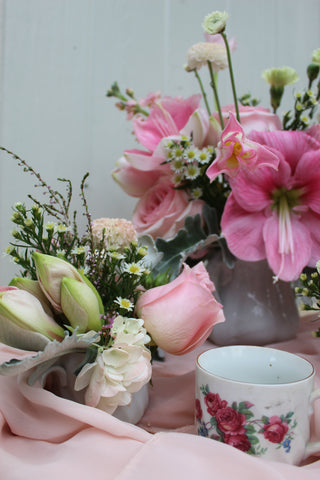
left=135, top=262, right=224, bottom=355
left=263, top=416, right=289, bottom=444
left=224, top=433, right=251, bottom=452
left=215, top=105, right=282, bottom=135
left=132, top=176, right=204, bottom=240
left=215, top=407, right=246, bottom=434
left=195, top=399, right=203, bottom=421
left=204, top=392, right=227, bottom=416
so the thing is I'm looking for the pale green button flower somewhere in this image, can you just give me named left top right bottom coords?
left=262, top=67, right=299, bottom=87
left=202, top=11, right=228, bottom=35
left=312, top=48, right=320, bottom=66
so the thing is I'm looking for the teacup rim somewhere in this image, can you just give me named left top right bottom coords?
left=196, top=345, right=315, bottom=386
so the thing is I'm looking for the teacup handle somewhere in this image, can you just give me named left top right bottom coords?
left=305, top=387, right=320, bottom=457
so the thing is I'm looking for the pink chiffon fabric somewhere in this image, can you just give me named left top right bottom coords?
left=0, top=314, right=320, bottom=480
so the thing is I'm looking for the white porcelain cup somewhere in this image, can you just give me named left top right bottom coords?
left=195, top=346, right=320, bottom=464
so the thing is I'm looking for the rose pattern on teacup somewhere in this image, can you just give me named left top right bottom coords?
left=196, top=385, right=297, bottom=455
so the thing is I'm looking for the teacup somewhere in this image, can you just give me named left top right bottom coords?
left=195, top=346, right=320, bottom=464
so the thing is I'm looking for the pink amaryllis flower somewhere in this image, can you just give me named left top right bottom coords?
left=221, top=129, right=320, bottom=281
left=206, top=113, right=279, bottom=181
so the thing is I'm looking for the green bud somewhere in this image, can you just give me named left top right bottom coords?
left=307, top=63, right=320, bottom=84
left=61, top=277, right=103, bottom=333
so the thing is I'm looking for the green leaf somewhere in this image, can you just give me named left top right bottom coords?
left=153, top=212, right=219, bottom=278
left=247, top=435, right=260, bottom=445
left=245, top=424, right=256, bottom=434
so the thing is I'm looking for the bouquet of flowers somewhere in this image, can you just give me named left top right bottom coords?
left=0, top=147, right=224, bottom=418
left=107, top=10, right=320, bottom=284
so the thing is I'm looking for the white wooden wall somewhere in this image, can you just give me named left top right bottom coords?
left=0, top=0, right=319, bottom=284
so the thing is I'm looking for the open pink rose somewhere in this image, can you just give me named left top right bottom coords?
left=263, top=416, right=289, bottom=444
left=204, top=392, right=227, bottom=416
left=224, top=433, right=251, bottom=452
left=195, top=399, right=203, bottom=421
left=135, top=262, right=224, bottom=355
left=215, top=407, right=246, bottom=434
left=132, top=176, right=204, bottom=239
left=214, top=105, right=282, bottom=135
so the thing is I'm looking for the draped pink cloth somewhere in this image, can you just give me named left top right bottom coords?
left=0, top=314, right=320, bottom=480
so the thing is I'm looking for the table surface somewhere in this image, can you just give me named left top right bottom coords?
left=0, top=314, right=320, bottom=480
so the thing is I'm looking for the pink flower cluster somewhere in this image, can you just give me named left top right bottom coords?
left=113, top=94, right=209, bottom=239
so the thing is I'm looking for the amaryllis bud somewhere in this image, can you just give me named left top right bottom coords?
left=60, top=277, right=103, bottom=333
left=9, top=277, right=53, bottom=316
left=0, top=288, right=64, bottom=350
left=32, top=252, right=84, bottom=312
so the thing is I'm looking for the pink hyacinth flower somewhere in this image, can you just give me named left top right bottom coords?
left=206, top=113, right=279, bottom=182
left=221, top=129, right=320, bottom=281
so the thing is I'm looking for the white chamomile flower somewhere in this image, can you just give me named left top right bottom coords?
left=191, top=187, right=203, bottom=199
left=185, top=164, right=201, bottom=180
left=115, top=297, right=134, bottom=311
left=198, top=149, right=211, bottom=164
left=108, top=250, right=125, bottom=260
left=184, top=147, right=199, bottom=162
left=171, top=158, right=185, bottom=172
left=123, top=262, right=145, bottom=276
left=173, top=172, right=185, bottom=185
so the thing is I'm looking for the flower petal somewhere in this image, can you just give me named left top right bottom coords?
left=221, top=194, right=266, bottom=260
left=263, top=212, right=312, bottom=281
left=249, top=130, right=320, bottom=172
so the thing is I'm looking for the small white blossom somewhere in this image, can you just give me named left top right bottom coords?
left=123, top=262, right=145, bottom=276
left=115, top=297, right=134, bottom=312
left=185, top=164, right=201, bottom=180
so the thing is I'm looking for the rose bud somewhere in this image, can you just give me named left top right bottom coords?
left=60, top=277, right=103, bottom=333
left=0, top=287, right=64, bottom=350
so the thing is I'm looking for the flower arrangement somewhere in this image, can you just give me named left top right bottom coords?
left=107, top=10, right=320, bottom=284
left=0, top=147, right=224, bottom=416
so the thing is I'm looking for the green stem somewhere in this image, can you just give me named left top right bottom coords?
left=207, top=61, right=224, bottom=129
left=221, top=32, right=240, bottom=122
left=194, top=69, right=211, bottom=115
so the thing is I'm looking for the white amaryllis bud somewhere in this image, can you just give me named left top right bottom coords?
left=60, top=277, right=103, bottom=333
left=33, top=252, right=84, bottom=312
left=9, top=277, right=53, bottom=316
left=0, top=287, right=64, bottom=350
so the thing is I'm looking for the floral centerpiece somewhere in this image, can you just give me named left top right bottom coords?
left=107, top=11, right=320, bottom=344
left=0, top=148, right=223, bottom=421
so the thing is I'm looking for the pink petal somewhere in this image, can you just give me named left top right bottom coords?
left=306, top=124, right=320, bottom=144
left=160, top=94, right=201, bottom=131
left=249, top=130, right=320, bottom=172
left=228, top=157, right=291, bottom=213
left=263, top=212, right=312, bottom=281
left=133, top=104, right=179, bottom=151
left=221, top=194, right=266, bottom=261
left=299, top=210, right=320, bottom=266
left=112, top=156, right=161, bottom=197
left=293, top=149, right=320, bottom=214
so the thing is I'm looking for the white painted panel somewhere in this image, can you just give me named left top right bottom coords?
left=0, top=0, right=319, bottom=283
